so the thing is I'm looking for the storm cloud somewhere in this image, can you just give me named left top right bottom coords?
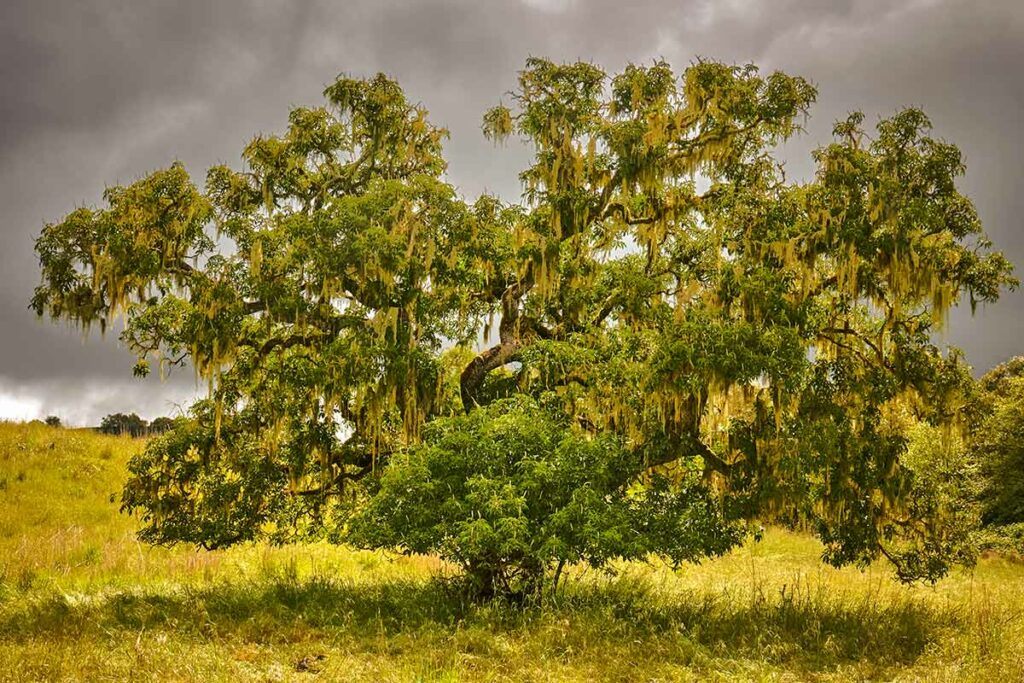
left=1, top=0, right=1022, bottom=424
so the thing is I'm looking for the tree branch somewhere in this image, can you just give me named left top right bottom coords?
left=601, top=202, right=659, bottom=225
left=641, top=429, right=735, bottom=475
left=460, top=282, right=531, bottom=411
left=819, top=325, right=892, bottom=371
left=292, top=463, right=374, bottom=497
left=459, top=338, right=522, bottom=411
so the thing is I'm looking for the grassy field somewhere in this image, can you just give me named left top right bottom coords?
left=0, top=421, right=1022, bottom=681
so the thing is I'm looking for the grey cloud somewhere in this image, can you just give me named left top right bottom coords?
left=1, top=0, right=1022, bottom=423
left=0, top=373, right=200, bottom=427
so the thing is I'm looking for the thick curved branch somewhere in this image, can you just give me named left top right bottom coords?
left=460, top=282, right=531, bottom=411
left=459, top=337, right=522, bottom=411
left=642, top=430, right=735, bottom=476
left=292, top=463, right=374, bottom=497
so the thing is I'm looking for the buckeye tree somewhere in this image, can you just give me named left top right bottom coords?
left=33, top=58, right=1014, bottom=597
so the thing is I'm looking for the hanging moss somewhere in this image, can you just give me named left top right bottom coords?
left=30, top=59, right=1016, bottom=583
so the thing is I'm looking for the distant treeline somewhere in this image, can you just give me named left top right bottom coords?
left=87, top=413, right=176, bottom=438
left=42, top=413, right=176, bottom=437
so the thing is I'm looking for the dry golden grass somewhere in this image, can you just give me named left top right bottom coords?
left=0, top=420, right=1022, bottom=681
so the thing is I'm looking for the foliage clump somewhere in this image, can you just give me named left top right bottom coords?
left=966, top=357, right=1024, bottom=550
left=31, top=58, right=1016, bottom=596
left=349, top=396, right=745, bottom=599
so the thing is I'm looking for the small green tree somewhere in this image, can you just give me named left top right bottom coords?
left=44, top=416, right=62, bottom=428
left=350, top=396, right=744, bottom=599
left=971, top=358, right=1024, bottom=530
left=32, top=58, right=1015, bottom=593
left=898, top=421, right=981, bottom=580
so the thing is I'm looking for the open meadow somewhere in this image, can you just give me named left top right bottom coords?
left=0, top=421, right=1020, bottom=681
left=5, top=0, right=1024, bottom=680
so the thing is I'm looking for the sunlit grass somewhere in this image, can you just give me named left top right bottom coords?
left=0, top=420, right=1022, bottom=681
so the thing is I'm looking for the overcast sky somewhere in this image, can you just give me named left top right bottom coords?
left=1, top=0, right=1021, bottom=425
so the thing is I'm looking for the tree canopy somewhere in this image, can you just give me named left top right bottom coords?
left=33, top=58, right=1015, bottom=592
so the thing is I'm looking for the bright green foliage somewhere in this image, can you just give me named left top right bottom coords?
left=897, top=422, right=980, bottom=582
left=350, top=396, right=745, bottom=598
left=971, top=358, right=1024, bottom=530
left=32, top=58, right=1015, bottom=593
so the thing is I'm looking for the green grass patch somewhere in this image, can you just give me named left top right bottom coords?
left=0, top=421, right=1022, bottom=681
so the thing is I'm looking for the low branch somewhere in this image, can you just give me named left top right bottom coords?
left=642, top=430, right=735, bottom=476
left=292, top=463, right=374, bottom=497
left=200, top=534, right=243, bottom=551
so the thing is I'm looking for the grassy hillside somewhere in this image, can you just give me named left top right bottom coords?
left=0, top=421, right=1022, bottom=681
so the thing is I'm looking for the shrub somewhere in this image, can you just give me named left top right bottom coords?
left=348, top=397, right=746, bottom=600
left=971, top=359, right=1024, bottom=528
left=898, top=423, right=981, bottom=579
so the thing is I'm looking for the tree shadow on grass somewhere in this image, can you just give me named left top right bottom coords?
left=0, top=572, right=957, bottom=675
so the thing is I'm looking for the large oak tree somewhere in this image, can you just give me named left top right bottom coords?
left=33, top=59, right=1014, bottom=594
